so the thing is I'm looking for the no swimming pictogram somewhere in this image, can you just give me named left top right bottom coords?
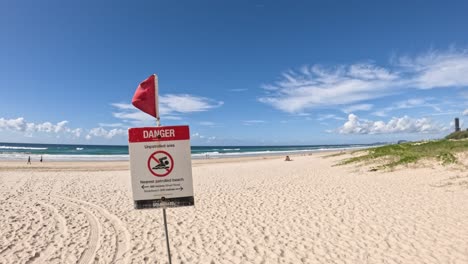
left=147, top=150, right=174, bottom=177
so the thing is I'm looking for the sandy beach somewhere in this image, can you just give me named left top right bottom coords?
left=1, top=152, right=467, bottom=264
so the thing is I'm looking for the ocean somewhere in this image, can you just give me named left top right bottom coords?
left=0, top=142, right=381, bottom=161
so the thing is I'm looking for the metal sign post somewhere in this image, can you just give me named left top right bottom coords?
left=162, top=203, right=172, bottom=264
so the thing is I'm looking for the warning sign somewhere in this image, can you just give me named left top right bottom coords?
left=128, top=125, right=194, bottom=209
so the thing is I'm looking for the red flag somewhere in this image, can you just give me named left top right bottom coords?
left=132, top=74, right=158, bottom=118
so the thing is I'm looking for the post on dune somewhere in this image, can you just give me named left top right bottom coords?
left=128, top=74, right=195, bottom=264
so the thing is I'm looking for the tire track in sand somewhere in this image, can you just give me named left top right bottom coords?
left=0, top=175, right=50, bottom=263
left=52, top=197, right=101, bottom=264
left=28, top=198, right=69, bottom=263
left=54, top=195, right=131, bottom=264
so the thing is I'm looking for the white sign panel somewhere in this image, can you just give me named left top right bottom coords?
left=128, top=125, right=194, bottom=209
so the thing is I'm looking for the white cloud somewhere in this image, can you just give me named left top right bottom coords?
left=0, top=117, right=83, bottom=139
left=372, top=98, right=431, bottom=117
left=394, top=98, right=426, bottom=109
left=338, top=114, right=446, bottom=134
left=112, top=110, right=155, bottom=126
left=260, top=49, right=468, bottom=114
left=229, top=88, right=248, bottom=92
left=317, top=114, right=345, bottom=121
left=0, top=117, right=27, bottom=131
left=464, top=109, right=468, bottom=116
left=399, top=49, right=468, bottom=89
left=70, top=128, right=82, bottom=138
left=160, top=94, right=223, bottom=114
left=372, top=111, right=387, bottom=117
left=0, top=117, right=68, bottom=134
left=0, top=116, right=126, bottom=141
left=98, top=123, right=124, bottom=127
left=292, top=113, right=311, bottom=117
left=54, top=121, right=69, bottom=133
left=343, top=104, right=373, bottom=114
left=162, top=116, right=183, bottom=121
left=35, top=122, right=54, bottom=133
left=192, top=132, right=204, bottom=139
left=259, top=64, right=400, bottom=113
left=191, top=132, right=217, bottom=143
left=347, top=63, right=398, bottom=80
left=86, top=127, right=126, bottom=140
left=111, top=103, right=135, bottom=110
left=427, top=111, right=461, bottom=116
left=243, top=120, right=266, bottom=125
left=112, top=94, right=223, bottom=125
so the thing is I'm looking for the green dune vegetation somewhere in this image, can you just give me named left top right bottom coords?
left=340, top=137, right=468, bottom=170
left=445, top=130, right=468, bottom=140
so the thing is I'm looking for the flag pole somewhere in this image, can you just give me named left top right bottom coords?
left=154, top=74, right=161, bottom=127
left=154, top=73, right=172, bottom=264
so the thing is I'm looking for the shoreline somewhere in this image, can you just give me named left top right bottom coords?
left=0, top=147, right=363, bottom=162
left=0, top=150, right=345, bottom=171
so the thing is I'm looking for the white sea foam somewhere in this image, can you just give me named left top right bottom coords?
left=191, top=147, right=365, bottom=159
left=0, top=145, right=376, bottom=161
left=76, top=147, right=84, bottom=150
left=193, top=151, right=220, bottom=156
left=0, top=146, right=48, bottom=150
left=0, top=153, right=129, bottom=161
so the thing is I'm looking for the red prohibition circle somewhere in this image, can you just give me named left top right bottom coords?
left=147, top=150, right=174, bottom=177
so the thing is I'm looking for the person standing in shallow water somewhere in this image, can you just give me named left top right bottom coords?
left=27, top=156, right=31, bottom=164
left=40, top=156, right=43, bottom=163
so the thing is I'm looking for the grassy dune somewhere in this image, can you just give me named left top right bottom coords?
left=341, top=139, right=468, bottom=170
left=446, top=130, right=468, bottom=140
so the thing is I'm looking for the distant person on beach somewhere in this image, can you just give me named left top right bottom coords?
left=285, top=155, right=292, bottom=161
left=27, top=156, right=31, bottom=164
left=40, top=156, right=43, bottom=163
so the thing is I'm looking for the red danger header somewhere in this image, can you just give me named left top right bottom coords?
left=128, top=125, right=190, bottom=143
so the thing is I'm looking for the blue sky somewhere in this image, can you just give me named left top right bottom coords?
left=1, top=0, right=467, bottom=145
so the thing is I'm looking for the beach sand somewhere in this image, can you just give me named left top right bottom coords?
left=1, top=153, right=467, bottom=263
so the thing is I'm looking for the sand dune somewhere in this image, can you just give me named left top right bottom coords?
left=1, top=154, right=467, bottom=263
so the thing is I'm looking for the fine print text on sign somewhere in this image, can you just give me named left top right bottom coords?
left=129, top=125, right=194, bottom=209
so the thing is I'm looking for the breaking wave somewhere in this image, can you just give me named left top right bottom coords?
left=0, top=146, right=48, bottom=150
